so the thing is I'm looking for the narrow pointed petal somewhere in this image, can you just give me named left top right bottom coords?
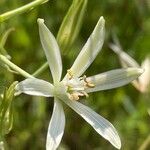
left=109, top=43, right=140, bottom=67
left=68, top=17, right=105, bottom=77
left=16, top=78, right=54, bottom=97
left=60, top=97, right=121, bottom=149
left=46, top=99, right=65, bottom=150
left=37, top=19, right=62, bottom=83
left=86, top=68, right=144, bottom=93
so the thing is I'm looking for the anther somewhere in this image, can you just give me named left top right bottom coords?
left=67, top=69, right=73, bottom=79
left=84, top=77, right=95, bottom=88
left=68, top=93, right=80, bottom=101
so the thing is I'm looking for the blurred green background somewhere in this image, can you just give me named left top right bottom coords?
left=0, top=0, right=150, bottom=149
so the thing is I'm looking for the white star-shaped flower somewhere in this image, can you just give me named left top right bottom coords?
left=16, top=17, right=143, bottom=150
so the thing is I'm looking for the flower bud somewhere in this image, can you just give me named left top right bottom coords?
left=57, top=0, right=87, bottom=53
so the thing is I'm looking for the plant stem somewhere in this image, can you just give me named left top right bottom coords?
left=1, top=28, right=15, bottom=47
left=32, top=62, right=48, bottom=77
left=0, top=55, right=32, bottom=78
left=139, top=135, right=150, bottom=150
left=0, top=0, right=49, bottom=22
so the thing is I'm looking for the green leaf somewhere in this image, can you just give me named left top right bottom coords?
left=0, top=81, right=18, bottom=137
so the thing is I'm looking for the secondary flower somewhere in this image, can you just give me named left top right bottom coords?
left=110, top=40, right=150, bottom=93
left=16, top=17, right=143, bottom=150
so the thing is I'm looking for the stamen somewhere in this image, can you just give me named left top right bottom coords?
left=65, top=71, right=94, bottom=100
left=86, top=82, right=95, bottom=88
left=84, top=78, right=95, bottom=88
left=67, top=69, right=73, bottom=79
left=68, top=93, right=80, bottom=101
left=79, top=75, right=86, bottom=80
left=81, top=91, right=89, bottom=98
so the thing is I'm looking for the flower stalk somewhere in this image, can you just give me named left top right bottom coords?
left=0, top=54, right=32, bottom=78
left=0, top=0, right=49, bottom=22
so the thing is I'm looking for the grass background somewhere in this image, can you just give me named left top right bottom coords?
left=0, top=0, right=150, bottom=149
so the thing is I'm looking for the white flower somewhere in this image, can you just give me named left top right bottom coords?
left=110, top=41, right=150, bottom=93
left=16, top=17, right=143, bottom=150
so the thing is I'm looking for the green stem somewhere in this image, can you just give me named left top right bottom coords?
left=33, top=62, right=49, bottom=76
left=1, top=28, right=15, bottom=47
left=0, top=54, right=32, bottom=78
left=32, top=62, right=48, bottom=77
left=0, top=46, right=9, bottom=59
left=0, top=0, right=49, bottom=22
left=139, top=135, right=150, bottom=150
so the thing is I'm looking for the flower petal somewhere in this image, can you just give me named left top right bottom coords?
left=16, top=78, right=54, bottom=97
left=37, top=19, right=62, bottom=83
left=68, top=16, right=105, bottom=77
left=109, top=43, right=140, bottom=67
left=60, top=97, right=121, bottom=149
left=86, top=68, right=144, bottom=93
left=138, top=57, right=150, bottom=92
left=46, top=99, right=65, bottom=150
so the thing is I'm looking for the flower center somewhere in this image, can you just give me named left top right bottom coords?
left=62, top=70, right=95, bottom=101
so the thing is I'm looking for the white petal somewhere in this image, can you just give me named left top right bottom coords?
left=37, top=19, right=62, bottom=83
left=109, top=43, right=140, bottom=67
left=138, top=57, right=150, bottom=92
left=16, top=78, right=54, bottom=97
left=86, top=68, right=144, bottom=93
left=46, top=99, right=65, bottom=150
left=60, top=97, right=121, bottom=149
left=68, top=16, right=105, bottom=77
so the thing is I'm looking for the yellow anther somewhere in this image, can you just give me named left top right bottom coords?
left=65, top=73, right=93, bottom=100
left=84, top=77, right=95, bottom=88
left=67, top=69, right=73, bottom=79
left=79, top=75, right=86, bottom=80
left=86, top=82, right=95, bottom=88
left=68, top=93, right=80, bottom=101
